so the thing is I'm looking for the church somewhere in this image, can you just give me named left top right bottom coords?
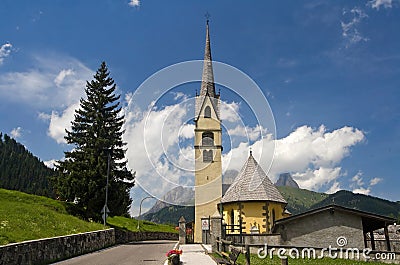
left=193, top=21, right=289, bottom=242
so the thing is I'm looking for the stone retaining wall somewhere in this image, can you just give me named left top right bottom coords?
left=0, top=229, right=115, bottom=265
left=115, top=229, right=178, bottom=244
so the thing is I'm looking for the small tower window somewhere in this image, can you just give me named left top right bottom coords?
left=204, top=106, right=211, bottom=118
left=230, top=210, right=234, bottom=232
left=203, top=150, right=213, bottom=162
left=202, top=131, right=214, bottom=146
left=272, top=209, right=276, bottom=226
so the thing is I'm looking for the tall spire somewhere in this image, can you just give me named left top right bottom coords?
left=200, top=20, right=216, bottom=98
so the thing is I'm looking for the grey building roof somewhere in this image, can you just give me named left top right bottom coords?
left=272, top=204, right=396, bottom=233
left=221, top=152, right=287, bottom=204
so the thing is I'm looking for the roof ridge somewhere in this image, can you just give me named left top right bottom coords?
left=222, top=154, right=287, bottom=204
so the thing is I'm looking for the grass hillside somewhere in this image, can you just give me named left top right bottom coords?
left=276, top=186, right=329, bottom=215
left=0, top=188, right=178, bottom=246
left=107, top=216, right=177, bottom=233
left=0, top=188, right=104, bottom=245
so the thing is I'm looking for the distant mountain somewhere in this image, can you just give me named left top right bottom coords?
left=311, top=190, right=400, bottom=219
left=141, top=186, right=194, bottom=220
left=275, top=173, right=299, bottom=188
left=276, top=186, right=329, bottom=215
left=0, top=133, right=55, bottom=197
left=141, top=205, right=194, bottom=225
left=141, top=177, right=400, bottom=224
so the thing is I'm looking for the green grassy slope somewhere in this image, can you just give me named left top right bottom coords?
left=107, top=216, right=178, bottom=233
left=0, top=188, right=104, bottom=245
left=276, top=186, right=329, bottom=215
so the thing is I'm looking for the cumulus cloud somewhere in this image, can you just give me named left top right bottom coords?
left=47, top=102, right=80, bottom=144
left=128, top=0, right=140, bottom=7
left=124, top=100, right=196, bottom=200
left=0, top=54, right=94, bottom=144
left=222, top=125, right=365, bottom=192
left=326, top=181, right=342, bottom=194
left=227, top=125, right=268, bottom=141
left=10, top=127, right=23, bottom=139
left=368, top=0, right=394, bottom=9
left=220, top=101, right=241, bottom=122
left=0, top=55, right=91, bottom=109
left=341, top=7, right=369, bottom=47
left=122, top=90, right=372, bottom=213
left=0, top=43, right=12, bottom=65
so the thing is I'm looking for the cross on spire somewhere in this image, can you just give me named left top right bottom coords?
left=205, top=12, right=211, bottom=24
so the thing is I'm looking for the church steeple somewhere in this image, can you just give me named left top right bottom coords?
left=194, top=19, right=222, bottom=243
left=200, top=20, right=216, bottom=98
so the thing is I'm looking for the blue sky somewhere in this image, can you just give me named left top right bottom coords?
left=0, top=1, right=399, bottom=215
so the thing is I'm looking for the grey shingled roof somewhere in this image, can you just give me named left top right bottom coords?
left=221, top=152, right=287, bottom=204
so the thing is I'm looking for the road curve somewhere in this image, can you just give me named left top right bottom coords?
left=52, top=240, right=176, bottom=265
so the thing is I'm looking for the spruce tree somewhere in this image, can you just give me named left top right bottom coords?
left=55, top=62, right=135, bottom=221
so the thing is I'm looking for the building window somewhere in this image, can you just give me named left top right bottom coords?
left=272, top=209, right=276, bottom=226
left=204, top=106, right=211, bottom=118
left=203, top=150, right=213, bottom=162
left=202, top=131, right=214, bottom=146
left=230, top=210, right=234, bottom=232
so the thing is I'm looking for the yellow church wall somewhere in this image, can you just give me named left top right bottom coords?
left=222, top=201, right=287, bottom=234
left=241, top=202, right=264, bottom=233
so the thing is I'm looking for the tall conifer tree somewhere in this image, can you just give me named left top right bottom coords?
left=55, top=62, right=135, bottom=221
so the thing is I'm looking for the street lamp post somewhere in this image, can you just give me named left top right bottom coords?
left=137, top=196, right=155, bottom=230
left=102, top=151, right=111, bottom=226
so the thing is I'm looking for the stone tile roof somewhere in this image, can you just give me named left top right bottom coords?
left=195, top=21, right=220, bottom=121
left=221, top=152, right=287, bottom=204
left=200, top=21, right=216, bottom=99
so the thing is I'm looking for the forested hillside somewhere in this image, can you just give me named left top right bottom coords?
left=0, top=133, right=54, bottom=197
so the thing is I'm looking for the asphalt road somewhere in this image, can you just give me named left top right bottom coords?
left=53, top=240, right=176, bottom=265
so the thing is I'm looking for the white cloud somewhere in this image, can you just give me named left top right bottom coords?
left=352, top=171, right=364, bottom=186
left=122, top=94, right=369, bottom=210
left=10, top=127, right=23, bottom=139
left=44, top=159, right=58, bottom=169
left=227, top=125, right=268, bottom=141
left=220, top=101, right=241, bottom=122
left=179, top=124, right=195, bottom=139
left=370, top=177, right=382, bottom=186
left=222, top=125, right=365, bottom=192
left=353, top=187, right=371, bottom=195
left=47, top=102, right=79, bottom=144
left=326, top=181, right=341, bottom=194
left=368, top=0, right=393, bottom=9
left=124, top=101, right=196, bottom=201
left=341, top=7, right=369, bottom=47
left=0, top=43, right=12, bottom=65
left=128, top=0, right=140, bottom=7
left=0, top=54, right=94, bottom=144
left=0, top=55, right=91, bottom=109
left=350, top=171, right=382, bottom=195
left=54, top=69, right=75, bottom=87
left=293, top=167, right=342, bottom=191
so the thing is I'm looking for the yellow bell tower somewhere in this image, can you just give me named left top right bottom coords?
left=194, top=20, right=222, bottom=243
